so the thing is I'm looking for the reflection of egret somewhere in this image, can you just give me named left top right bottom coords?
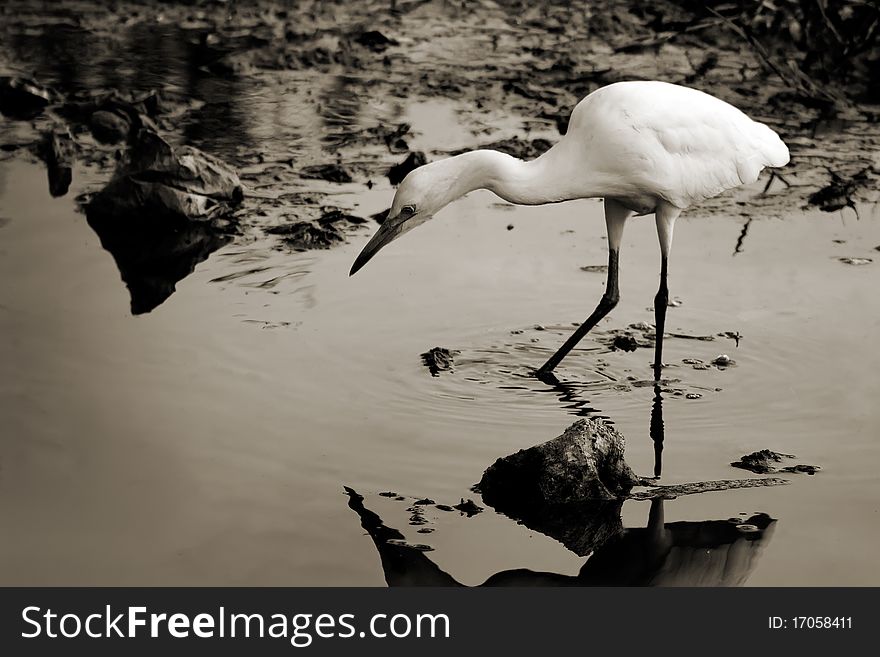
left=350, top=81, right=789, bottom=380
left=346, top=488, right=775, bottom=587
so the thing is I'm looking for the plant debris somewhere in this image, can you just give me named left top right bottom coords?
left=731, top=449, right=821, bottom=475
left=420, top=347, right=458, bottom=376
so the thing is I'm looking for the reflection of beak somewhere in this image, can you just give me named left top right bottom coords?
left=349, top=212, right=406, bottom=276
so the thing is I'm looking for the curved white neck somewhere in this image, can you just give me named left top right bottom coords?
left=435, top=148, right=583, bottom=208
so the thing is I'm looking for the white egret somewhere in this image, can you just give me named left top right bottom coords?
left=350, top=81, right=790, bottom=380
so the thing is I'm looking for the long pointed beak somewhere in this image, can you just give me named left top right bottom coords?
left=349, top=213, right=404, bottom=276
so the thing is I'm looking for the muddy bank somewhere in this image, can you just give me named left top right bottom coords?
left=2, top=0, right=877, bottom=260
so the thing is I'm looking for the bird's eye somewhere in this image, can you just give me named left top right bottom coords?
left=401, top=205, right=416, bottom=217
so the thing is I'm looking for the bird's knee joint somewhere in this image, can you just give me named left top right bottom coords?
left=602, top=293, right=619, bottom=309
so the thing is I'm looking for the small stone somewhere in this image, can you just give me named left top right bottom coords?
left=612, top=334, right=638, bottom=352
left=712, top=354, right=733, bottom=366
left=685, top=393, right=702, bottom=399
left=839, top=257, right=872, bottom=266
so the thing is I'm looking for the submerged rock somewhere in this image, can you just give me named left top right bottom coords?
left=88, top=129, right=243, bottom=221
left=0, top=76, right=53, bottom=119
left=420, top=347, right=458, bottom=376
left=388, top=151, right=426, bottom=185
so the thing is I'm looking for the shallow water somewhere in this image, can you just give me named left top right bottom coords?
left=2, top=6, right=880, bottom=587
left=2, top=148, right=879, bottom=585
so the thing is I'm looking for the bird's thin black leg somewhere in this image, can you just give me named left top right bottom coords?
left=536, top=248, right=619, bottom=380
left=653, top=256, right=668, bottom=381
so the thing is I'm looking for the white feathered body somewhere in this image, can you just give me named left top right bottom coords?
left=544, top=81, right=790, bottom=212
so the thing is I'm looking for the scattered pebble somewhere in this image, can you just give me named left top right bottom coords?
left=611, top=334, right=638, bottom=352
left=580, top=264, right=608, bottom=273
left=711, top=354, right=734, bottom=367
left=435, top=504, right=455, bottom=512
left=685, top=393, right=702, bottom=399
left=506, top=224, right=514, bottom=230
left=534, top=324, right=546, bottom=331
left=667, top=297, right=683, bottom=307
left=839, top=257, right=872, bottom=266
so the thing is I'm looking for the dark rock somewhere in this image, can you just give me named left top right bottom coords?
left=90, top=110, right=131, bottom=144
left=480, top=419, right=639, bottom=509
left=353, top=29, right=398, bottom=53
left=0, top=77, right=53, bottom=119
left=388, top=151, right=427, bottom=185
left=88, top=129, right=243, bottom=221
left=39, top=131, right=75, bottom=198
left=420, top=347, right=458, bottom=376
left=300, top=163, right=353, bottom=183
left=266, top=221, right=344, bottom=251
left=435, top=504, right=455, bottom=512
left=612, top=334, right=638, bottom=352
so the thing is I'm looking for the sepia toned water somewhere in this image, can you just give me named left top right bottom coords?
left=2, top=10, right=879, bottom=587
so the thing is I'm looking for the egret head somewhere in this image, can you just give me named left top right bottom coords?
left=349, top=157, right=474, bottom=276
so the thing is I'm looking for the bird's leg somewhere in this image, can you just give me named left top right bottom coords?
left=535, top=199, right=631, bottom=380
left=652, top=203, right=679, bottom=381
left=653, top=257, right=669, bottom=381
